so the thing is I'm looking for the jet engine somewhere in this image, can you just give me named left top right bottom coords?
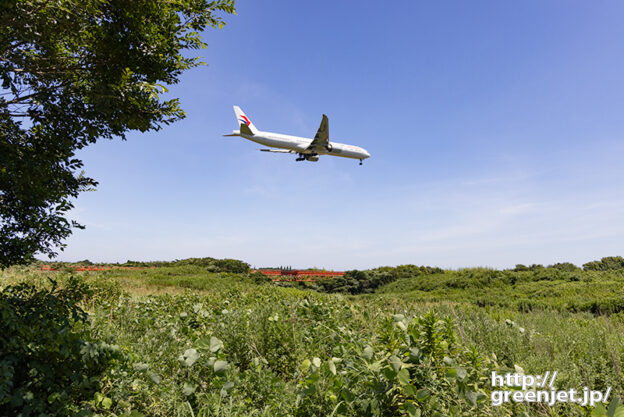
left=324, top=143, right=333, bottom=152
left=305, top=154, right=320, bottom=162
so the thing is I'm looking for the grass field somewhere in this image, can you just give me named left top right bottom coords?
left=2, top=261, right=624, bottom=416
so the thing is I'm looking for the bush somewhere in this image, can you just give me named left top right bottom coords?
left=0, top=277, right=121, bottom=415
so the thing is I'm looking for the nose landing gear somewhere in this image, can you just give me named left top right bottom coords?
left=359, top=159, right=363, bottom=165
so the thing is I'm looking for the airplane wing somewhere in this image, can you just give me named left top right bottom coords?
left=305, top=114, right=329, bottom=154
left=260, top=149, right=296, bottom=153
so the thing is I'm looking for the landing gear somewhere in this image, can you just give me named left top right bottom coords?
left=296, top=153, right=305, bottom=161
left=359, top=159, right=363, bottom=165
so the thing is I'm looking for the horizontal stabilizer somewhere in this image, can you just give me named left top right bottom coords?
left=260, top=149, right=296, bottom=153
left=240, top=123, right=254, bottom=136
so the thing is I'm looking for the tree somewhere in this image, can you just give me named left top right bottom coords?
left=0, top=0, right=235, bottom=267
left=583, top=256, right=624, bottom=271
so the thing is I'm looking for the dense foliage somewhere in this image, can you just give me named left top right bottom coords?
left=583, top=256, right=624, bottom=271
left=121, top=257, right=250, bottom=273
left=310, top=265, right=444, bottom=295
left=375, top=267, right=624, bottom=314
left=0, top=277, right=121, bottom=415
left=2, top=258, right=624, bottom=416
left=0, top=0, right=235, bottom=267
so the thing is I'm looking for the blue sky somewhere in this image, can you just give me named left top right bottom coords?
left=61, top=0, right=624, bottom=269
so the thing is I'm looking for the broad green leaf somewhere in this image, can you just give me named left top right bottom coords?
left=613, top=406, right=624, bottom=417
left=608, top=396, right=621, bottom=417
left=182, top=382, right=196, bottom=396
left=195, top=336, right=211, bottom=351
left=102, top=397, right=112, bottom=409
left=362, top=346, right=374, bottom=360
left=405, top=403, right=421, bottom=417
left=210, top=336, right=223, bottom=353
left=465, top=390, right=478, bottom=407
left=328, top=360, right=337, bottom=375
left=389, top=355, right=402, bottom=372
left=592, top=403, right=608, bottom=417
left=180, top=348, right=200, bottom=367
left=403, top=384, right=417, bottom=396
left=409, top=347, right=421, bottom=362
left=214, top=360, right=228, bottom=375
left=312, top=357, right=321, bottom=368
left=397, top=368, right=410, bottom=385
left=456, top=367, right=467, bottom=381
left=301, top=359, right=311, bottom=372
left=382, top=366, right=397, bottom=380
left=416, top=389, right=430, bottom=401
left=147, top=371, right=161, bottom=384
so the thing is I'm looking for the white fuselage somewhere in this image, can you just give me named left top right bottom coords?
left=242, top=131, right=370, bottom=160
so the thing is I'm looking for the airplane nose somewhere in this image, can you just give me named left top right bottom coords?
left=364, top=150, right=370, bottom=158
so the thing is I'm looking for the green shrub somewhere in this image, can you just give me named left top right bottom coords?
left=0, top=277, right=121, bottom=416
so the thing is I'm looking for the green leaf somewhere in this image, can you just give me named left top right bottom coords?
left=210, top=336, right=223, bottom=353
left=382, top=366, right=397, bottom=380
left=214, top=360, right=228, bottom=375
left=195, top=336, right=211, bottom=350
left=301, top=359, right=311, bottom=372
left=456, top=367, right=467, bottom=381
left=593, top=403, right=608, bottom=417
left=47, top=392, right=61, bottom=403
left=328, top=360, right=337, bottom=375
left=608, top=396, right=621, bottom=417
left=389, top=355, right=402, bottom=372
left=397, top=368, right=410, bottom=385
left=133, top=362, right=149, bottom=371
left=403, top=384, right=417, bottom=396
left=102, top=396, right=112, bottom=409
left=147, top=371, right=161, bottom=384
left=613, top=406, right=624, bottom=417
left=408, top=347, right=421, bottom=362
left=312, top=357, right=321, bottom=368
left=465, top=390, right=478, bottom=407
left=416, top=389, right=431, bottom=401
left=362, top=346, right=374, bottom=360
left=405, top=403, right=421, bottom=417
left=182, top=382, right=196, bottom=396
left=180, top=348, right=200, bottom=367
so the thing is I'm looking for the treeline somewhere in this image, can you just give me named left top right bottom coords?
left=121, top=257, right=250, bottom=273
left=310, top=265, right=444, bottom=295
left=514, top=256, right=624, bottom=272
left=39, top=257, right=250, bottom=274
left=299, top=257, right=624, bottom=297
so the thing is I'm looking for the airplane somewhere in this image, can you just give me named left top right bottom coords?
left=224, top=106, right=370, bottom=165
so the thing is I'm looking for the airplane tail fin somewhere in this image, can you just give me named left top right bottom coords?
left=233, top=105, right=258, bottom=135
